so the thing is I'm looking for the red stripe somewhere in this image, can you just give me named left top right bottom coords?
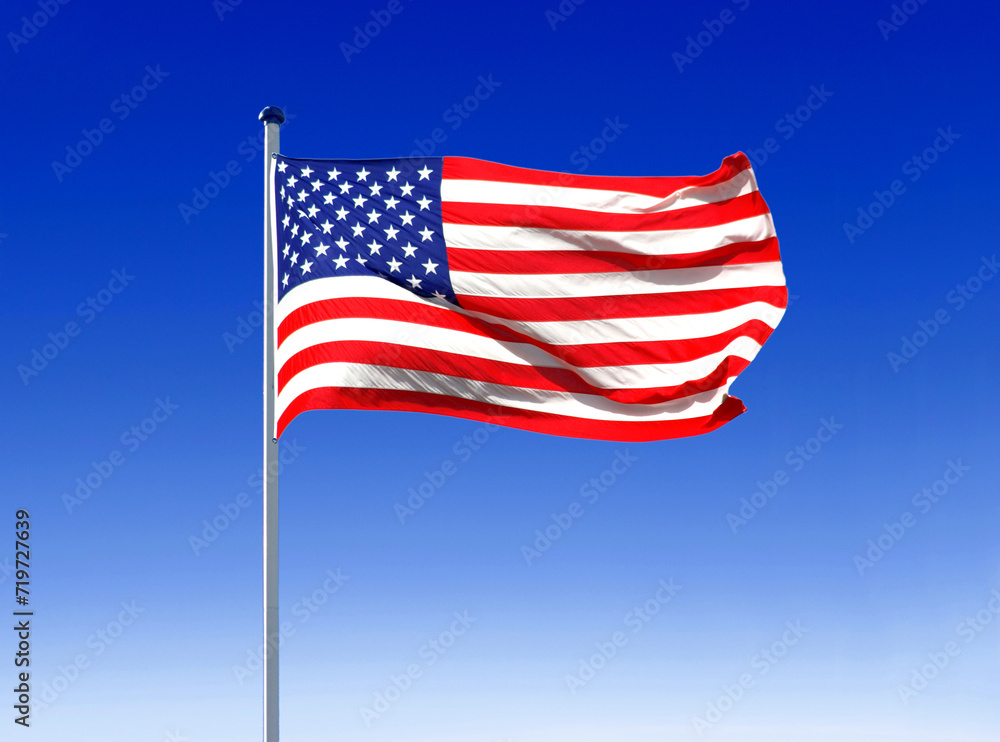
left=441, top=191, right=768, bottom=232
left=442, top=153, right=753, bottom=198
left=457, top=286, right=788, bottom=322
left=278, top=297, right=779, bottom=367
left=446, top=237, right=781, bottom=275
left=277, top=387, right=746, bottom=442
left=278, top=339, right=748, bottom=404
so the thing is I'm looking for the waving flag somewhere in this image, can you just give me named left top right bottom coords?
left=269, top=152, right=787, bottom=441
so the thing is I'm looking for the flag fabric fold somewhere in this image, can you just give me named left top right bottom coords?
left=269, top=152, right=787, bottom=441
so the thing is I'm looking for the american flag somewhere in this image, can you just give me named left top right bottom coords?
left=270, top=152, right=787, bottom=441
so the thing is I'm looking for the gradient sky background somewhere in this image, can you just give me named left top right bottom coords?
left=3, top=1, right=999, bottom=740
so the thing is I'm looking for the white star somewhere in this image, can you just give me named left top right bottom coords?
left=419, top=226, right=434, bottom=242
left=402, top=242, right=418, bottom=258
left=400, top=182, right=415, bottom=197
left=297, top=209, right=307, bottom=219
left=351, top=223, right=365, bottom=238
left=335, top=236, right=350, bottom=251
left=280, top=186, right=286, bottom=198
left=333, top=255, right=349, bottom=269
left=310, top=179, right=324, bottom=191
left=387, top=257, right=402, bottom=272
left=301, top=166, right=314, bottom=178
left=356, top=167, right=370, bottom=182
left=369, top=182, right=383, bottom=196
left=406, top=275, right=422, bottom=289
left=384, top=225, right=399, bottom=241
left=290, top=252, right=299, bottom=265
left=339, top=182, right=353, bottom=194
left=327, top=168, right=341, bottom=181
left=384, top=196, right=400, bottom=210
left=297, top=189, right=308, bottom=202
left=307, top=204, right=320, bottom=218
left=400, top=211, right=415, bottom=226
left=353, top=194, right=368, bottom=208
left=432, top=291, right=447, bottom=300
left=386, top=166, right=401, bottom=181
left=335, top=207, right=349, bottom=220
left=282, top=272, right=289, bottom=286
left=282, top=214, right=290, bottom=228
left=367, top=240, right=382, bottom=255
left=314, top=242, right=330, bottom=257
left=282, top=243, right=290, bottom=257
left=277, top=161, right=288, bottom=173
left=286, top=175, right=298, bottom=187
left=323, top=192, right=335, bottom=205
left=417, top=196, right=432, bottom=210
left=422, top=259, right=439, bottom=274
left=366, top=209, right=382, bottom=224
left=418, top=166, right=433, bottom=180
left=300, top=231, right=312, bottom=245
left=301, top=259, right=313, bottom=274
left=291, top=223, right=300, bottom=237
left=285, top=195, right=294, bottom=208
left=320, top=220, right=333, bottom=234
left=355, top=254, right=368, bottom=266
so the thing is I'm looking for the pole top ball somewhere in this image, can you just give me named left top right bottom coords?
left=259, top=106, right=286, bottom=125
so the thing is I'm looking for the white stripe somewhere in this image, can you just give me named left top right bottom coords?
left=277, top=317, right=765, bottom=390
left=441, top=167, right=757, bottom=214
left=276, top=363, right=733, bottom=424
left=451, top=261, right=786, bottom=299
left=441, top=214, right=775, bottom=255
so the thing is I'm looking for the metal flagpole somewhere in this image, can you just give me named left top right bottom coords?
left=259, top=105, right=285, bottom=742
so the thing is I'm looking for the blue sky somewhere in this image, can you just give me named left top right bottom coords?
left=3, top=1, right=999, bottom=740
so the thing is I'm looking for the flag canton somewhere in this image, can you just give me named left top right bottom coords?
left=273, top=156, right=455, bottom=304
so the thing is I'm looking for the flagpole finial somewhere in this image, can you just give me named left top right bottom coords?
left=259, top=106, right=285, bottom=125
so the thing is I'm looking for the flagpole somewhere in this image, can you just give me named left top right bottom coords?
left=259, top=105, right=285, bottom=742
